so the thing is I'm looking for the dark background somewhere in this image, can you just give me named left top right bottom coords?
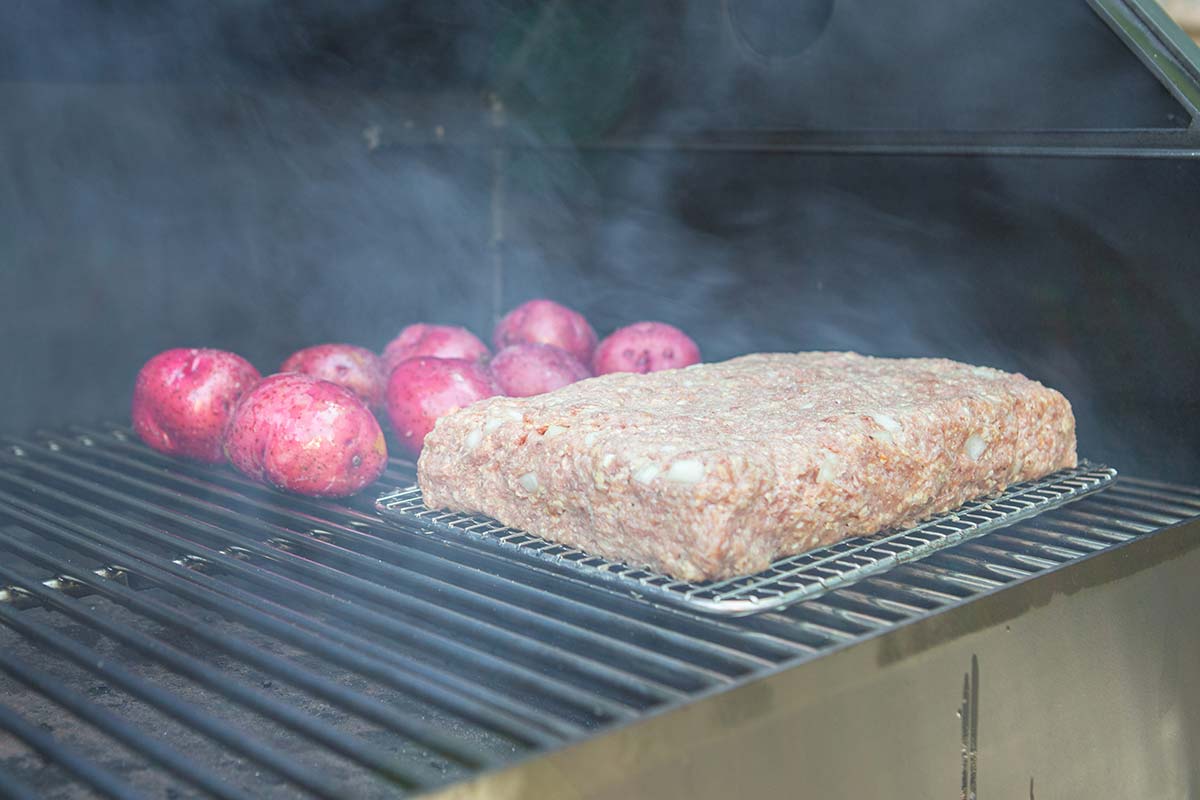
left=1, top=0, right=1197, bottom=480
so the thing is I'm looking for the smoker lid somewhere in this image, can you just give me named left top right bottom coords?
left=6, top=2, right=1198, bottom=139
left=631, top=0, right=1196, bottom=132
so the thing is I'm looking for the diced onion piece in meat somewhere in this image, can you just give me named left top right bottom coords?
left=518, top=471, right=539, bottom=492
left=666, top=459, right=705, bottom=484
left=817, top=453, right=841, bottom=484
left=464, top=429, right=482, bottom=451
left=632, top=463, right=661, bottom=484
left=869, top=430, right=894, bottom=445
left=870, top=412, right=902, bottom=432
left=543, top=424, right=567, bottom=438
left=965, top=434, right=987, bottom=461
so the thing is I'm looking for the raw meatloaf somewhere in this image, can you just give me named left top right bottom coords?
left=417, top=352, right=1077, bottom=582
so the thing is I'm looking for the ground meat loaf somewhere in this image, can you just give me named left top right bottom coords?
left=417, top=352, right=1077, bottom=582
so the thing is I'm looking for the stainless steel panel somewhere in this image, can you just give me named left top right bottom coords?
left=429, top=515, right=1200, bottom=799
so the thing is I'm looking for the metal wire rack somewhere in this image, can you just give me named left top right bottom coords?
left=377, top=462, right=1118, bottom=615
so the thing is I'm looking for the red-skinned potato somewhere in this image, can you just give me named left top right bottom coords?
left=223, top=373, right=387, bottom=497
left=281, top=343, right=386, bottom=410
left=382, top=323, right=490, bottom=373
left=132, top=348, right=261, bottom=463
left=592, top=321, right=701, bottom=375
left=386, top=357, right=500, bottom=458
left=490, top=343, right=591, bottom=397
left=492, top=299, right=597, bottom=365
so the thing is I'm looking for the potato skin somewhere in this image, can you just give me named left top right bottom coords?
left=281, top=344, right=386, bottom=410
left=592, top=321, right=701, bottom=375
left=132, top=348, right=261, bottom=463
left=223, top=373, right=388, bottom=497
left=382, top=324, right=490, bottom=373
left=386, top=357, right=500, bottom=457
left=490, top=343, right=591, bottom=397
left=492, top=299, right=597, bottom=366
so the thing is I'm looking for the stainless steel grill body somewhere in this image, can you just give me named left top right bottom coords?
left=0, top=425, right=1197, bottom=798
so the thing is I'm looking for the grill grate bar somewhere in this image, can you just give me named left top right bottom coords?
left=0, top=480, right=582, bottom=744
left=0, top=647, right=252, bottom=800
left=71, top=425, right=815, bottom=658
left=1074, top=493, right=1185, bottom=527
left=1099, top=484, right=1200, bottom=518
left=1107, top=481, right=1200, bottom=511
left=868, top=571, right=975, bottom=603
left=831, top=583, right=942, bottom=616
left=0, top=599, right=345, bottom=799
left=787, top=599, right=892, bottom=631
left=0, top=701, right=140, bottom=800
left=1120, top=475, right=1200, bottom=499
left=908, top=560, right=1013, bottom=592
left=0, top=751, right=40, bottom=800
left=0, top=562, right=434, bottom=792
left=0, top=529, right=501, bottom=774
left=1024, top=515, right=1142, bottom=542
left=922, top=551, right=1030, bottom=583
left=958, top=540, right=1072, bottom=569
left=992, top=526, right=1112, bottom=554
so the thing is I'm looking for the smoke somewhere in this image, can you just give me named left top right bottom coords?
left=0, top=0, right=1196, bottom=479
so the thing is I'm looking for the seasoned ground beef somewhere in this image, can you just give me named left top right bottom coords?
left=418, top=352, right=1077, bottom=581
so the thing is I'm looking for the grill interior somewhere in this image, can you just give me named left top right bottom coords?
left=1, top=424, right=1197, bottom=798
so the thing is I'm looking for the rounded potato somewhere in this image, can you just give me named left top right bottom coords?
left=490, top=343, right=591, bottom=397
left=223, top=373, right=387, bottom=497
left=492, top=299, right=597, bottom=365
left=386, top=357, right=500, bottom=458
left=382, top=323, right=490, bottom=373
left=281, top=343, right=386, bottom=410
left=132, top=347, right=261, bottom=463
left=592, top=321, right=701, bottom=375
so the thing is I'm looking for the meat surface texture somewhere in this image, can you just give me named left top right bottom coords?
left=417, top=352, right=1077, bottom=582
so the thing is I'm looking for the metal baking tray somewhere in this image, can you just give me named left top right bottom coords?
left=375, top=461, right=1117, bottom=616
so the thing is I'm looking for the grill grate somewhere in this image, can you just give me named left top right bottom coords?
left=376, top=462, right=1117, bottom=615
left=0, top=424, right=1194, bottom=798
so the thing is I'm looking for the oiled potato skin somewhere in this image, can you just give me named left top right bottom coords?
left=382, top=324, right=490, bottom=373
left=281, top=343, right=386, bottom=410
left=492, top=299, right=597, bottom=366
left=224, top=373, right=387, bottom=497
left=592, top=321, right=701, bottom=375
left=132, top=348, right=261, bottom=463
left=386, top=356, right=500, bottom=457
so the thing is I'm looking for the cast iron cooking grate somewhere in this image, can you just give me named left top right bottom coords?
left=0, top=424, right=1193, bottom=799
left=377, top=463, right=1117, bottom=615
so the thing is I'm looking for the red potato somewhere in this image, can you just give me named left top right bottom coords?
left=281, top=344, right=386, bottom=410
left=592, top=321, right=701, bottom=375
left=223, top=373, right=388, bottom=497
left=132, top=348, right=261, bottom=463
left=490, top=343, right=591, bottom=397
left=382, top=323, right=490, bottom=373
left=386, top=357, right=500, bottom=458
left=492, top=299, right=597, bottom=366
